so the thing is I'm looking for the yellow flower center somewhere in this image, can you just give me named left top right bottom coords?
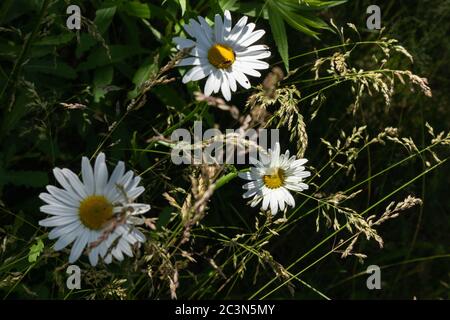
left=79, top=195, right=113, bottom=230
left=263, top=168, right=285, bottom=189
left=208, top=43, right=235, bottom=69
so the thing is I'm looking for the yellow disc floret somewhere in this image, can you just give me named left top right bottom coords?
left=263, top=168, right=285, bottom=189
left=208, top=43, right=235, bottom=69
left=79, top=195, right=113, bottom=230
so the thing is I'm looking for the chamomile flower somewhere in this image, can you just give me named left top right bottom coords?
left=39, top=153, right=149, bottom=266
left=238, top=143, right=311, bottom=215
left=173, top=10, right=271, bottom=101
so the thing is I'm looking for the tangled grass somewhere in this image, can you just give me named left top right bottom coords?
left=0, top=0, right=449, bottom=300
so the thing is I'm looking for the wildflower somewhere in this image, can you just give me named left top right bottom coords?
left=39, top=153, right=149, bottom=266
left=173, top=10, right=270, bottom=101
left=239, top=143, right=310, bottom=215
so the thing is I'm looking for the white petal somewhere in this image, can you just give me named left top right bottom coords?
left=53, top=168, right=80, bottom=199
left=182, top=65, right=212, bottom=83
left=93, top=153, right=107, bottom=195
left=39, top=215, right=79, bottom=227
left=262, top=194, right=270, bottom=211
left=69, top=229, right=90, bottom=263
left=237, top=51, right=271, bottom=60
left=220, top=75, right=231, bottom=101
left=223, top=10, right=232, bottom=38
left=81, top=157, right=94, bottom=195
left=48, top=221, right=81, bottom=240
left=39, top=192, right=73, bottom=208
left=127, top=186, right=145, bottom=200
left=46, top=186, right=80, bottom=207
left=204, top=73, right=216, bottom=96
left=173, top=36, right=196, bottom=49
left=225, top=71, right=237, bottom=92
left=231, top=68, right=251, bottom=89
left=212, top=69, right=222, bottom=93
left=197, top=16, right=214, bottom=44
left=270, top=194, right=279, bottom=215
left=227, top=16, right=249, bottom=43
left=40, top=204, right=78, bottom=216
left=177, top=57, right=206, bottom=66
left=127, top=203, right=151, bottom=215
left=214, top=13, right=224, bottom=43
left=236, top=45, right=270, bottom=55
left=236, top=59, right=269, bottom=70
left=62, top=169, right=88, bottom=199
left=53, top=224, right=83, bottom=251
left=240, top=30, right=266, bottom=47
left=234, top=23, right=256, bottom=46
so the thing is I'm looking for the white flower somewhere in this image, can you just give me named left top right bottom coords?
left=39, top=153, right=150, bottom=266
left=173, top=10, right=271, bottom=101
left=238, top=143, right=311, bottom=215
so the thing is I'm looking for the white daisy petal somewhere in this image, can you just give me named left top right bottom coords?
left=61, top=169, right=88, bottom=199
left=227, top=16, right=248, bottom=43
left=231, top=68, right=252, bottom=89
left=182, top=65, right=212, bottom=83
left=47, top=186, right=79, bottom=206
left=39, top=153, right=150, bottom=266
left=220, top=74, right=232, bottom=101
left=223, top=10, right=232, bottom=38
left=239, top=144, right=310, bottom=215
left=174, top=11, right=269, bottom=100
left=48, top=221, right=81, bottom=240
left=240, top=29, right=266, bottom=47
left=81, top=157, right=94, bottom=195
left=173, top=36, right=196, bottom=49
left=39, top=215, right=79, bottom=227
left=214, top=13, right=224, bottom=43
left=40, top=204, right=77, bottom=216
left=204, top=73, right=216, bottom=96
left=225, top=71, right=237, bottom=92
left=177, top=57, right=206, bottom=66
left=53, top=224, right=84, bottom=251
left=69, top=230, right=90, bottom=263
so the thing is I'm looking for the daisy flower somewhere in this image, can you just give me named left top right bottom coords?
left=173, top=10, right=271, bottom=101
left=39, top=153, right=149, bottom=266
left=238, top=143, right=311, bottom=215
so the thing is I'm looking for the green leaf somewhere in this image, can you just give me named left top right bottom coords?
left=93, top=65, right=114, bottom=102
left=76, top=6, right=117, bottom=57
left=34, top=33, right=75, bottom=46
left=25, top=59, right=77, bottom=79
left=28, top=238, right=44, bottom=263
left=219, top=0, right=238, bottom=11
left=77, top=45, right=148, bottom=71
left=121, top=1, right=151, bottom=19
left=268, top=4, right=289, bottom=72
left=128, top=56, right=159, bottom=99
left=177, top=0, right=187, bottom=16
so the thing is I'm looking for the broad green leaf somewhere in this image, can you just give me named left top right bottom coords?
left=268, top=3, right=289, bottom=72
left=177, top=0, right=187, bottom=16
left=93, top=65, right=114, bottom=102
left=76, top=6, right=117, bottom=57
left=25, top=60, right=77, bottom=79
left=121, top=1, right=151, bottom=19
left=128, top=57, right=159, bottom=99
left=28, top=238, right=44, bottom=263
left=34, top=33, right=75, bottom=46
left=77, top=45, right=148, bottom=71
left=219, top=0, right=238, bottom=11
